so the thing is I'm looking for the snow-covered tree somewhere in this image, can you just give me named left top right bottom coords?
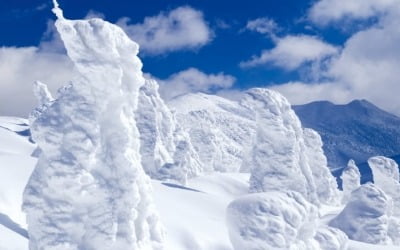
left=136, top=79, right=201, bottom=184
left=241, top=88, right=318, bottom=204
left=330, top=183, right=391, bottom=244
left=303, top=128, right=340, bottom=205
left=341, top=159, right=361, bottom=204
left=368, top=156, right=400, bottom=216
left=23, top=2, right=164, bottom=249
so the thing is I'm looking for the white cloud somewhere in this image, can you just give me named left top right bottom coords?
left=156, top=68, right=236, bottom=100
left=246, top=17, right=279, bottom=37
left=308, top=0, right=398, bottom=25
left=0, top=47, right=75, bottom=117
left=117, top=6, right=213, bottom=55
left=272, top=6, right=400, bottom=115
left=240, top=35, right=338, bottom=70
left=0, top=10, right=112, bottom=116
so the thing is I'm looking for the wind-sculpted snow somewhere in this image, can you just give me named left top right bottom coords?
left=314, top=227, right=349, bottom=250
left=23, top=1, right=164, bottom=249
left=330, top=183, right=391, bottom=245
left=241, top=88, right=318, bottom=204
left=29, top=81, right=54, bottom=125
left=169, top=93, right=255, bottom=173
left=226, top=191, right=320, bottom=250
left=368, top=156, right=400, bottom=216
left=341, top=160, right=361, bottom=203
left=303, top=128, right=340, bottom=205
left=137, top=79, right=201, bottom=183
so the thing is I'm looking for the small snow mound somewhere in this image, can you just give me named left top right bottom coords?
left=341, top=159, right=361, bottom=204
left=226, top=191, right=319, bottom=250
left=314, top=226, right=349, bottom=250
left=330, top=183, right=391, bottom=245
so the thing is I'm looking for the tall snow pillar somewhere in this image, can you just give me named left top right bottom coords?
left=341, top=159, right=361, bottom=204
left=23, top=1, right=164, bottom=249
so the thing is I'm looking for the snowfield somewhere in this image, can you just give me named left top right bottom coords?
left=0, top=117, right=399, bottom=250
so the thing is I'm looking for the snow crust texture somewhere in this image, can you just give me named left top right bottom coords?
left=23, top=2, right=164, bottom=250
left=330, top=183, right=391, bottom=245
left=314, top=227, right=349, bottom=250
left=226, top=191, right=320, bottom=250
left=341, top=160, right=361, bottom=204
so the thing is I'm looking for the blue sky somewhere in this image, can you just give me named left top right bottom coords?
left=1, top=0, right=400, bottom=116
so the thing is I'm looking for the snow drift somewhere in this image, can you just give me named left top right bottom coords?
left=226, top=191, right=320, bottom=250
left=23, top=1, right=164, bottom=249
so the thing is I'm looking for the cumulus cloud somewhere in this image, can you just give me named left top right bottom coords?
left=0, top=47, right=75, bottom=117
left=308, top=0, right=398, bottom=25
left=272, top=6, right=400, bottom=116
left=156, top=68, right=236, bottom=100
left=246, top=17, right=279, bottom=38
left=240, top=35, right=338, bottom=70
left=117, top=6, right=213, bottom=55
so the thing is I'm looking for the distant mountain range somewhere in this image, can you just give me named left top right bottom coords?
left=293, top=100, right=400, bottom=182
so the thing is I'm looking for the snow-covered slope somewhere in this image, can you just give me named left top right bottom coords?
left=0, top=117, right=35, bottom=228
left=293, top=100, right=400, bottom=174
left=1, top=115, right=399, bottom=250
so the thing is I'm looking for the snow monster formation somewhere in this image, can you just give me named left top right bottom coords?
left=341, top=159, right=361, bottom=204
left=368, top=156, right=400, bottom=216
left=23, top=2, right=164, bottom=249
left=226, top=88, right=346, bottom=250
left=226, top=191, right=320, bottom=250
left=136, top=79, right=201, bottom=184
left=330, top=183, right=391, bottom=245
left=303, top=128, right=340, bottom=205
left=240, top=88, right=319, bottom=204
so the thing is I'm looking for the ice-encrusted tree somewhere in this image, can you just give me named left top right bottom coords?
left=368, top=156, right=400, bottom=216
left=330, top=183, right=392, bottom=245
left=341, top=159, right=361, bottom=204
left=23, top=2, right=164, bottom=249
left=136, top=78, right=201, bottom=183
left=241, top=88, right=318, bottom=204
left=303, top=128, right=340, bottom=205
